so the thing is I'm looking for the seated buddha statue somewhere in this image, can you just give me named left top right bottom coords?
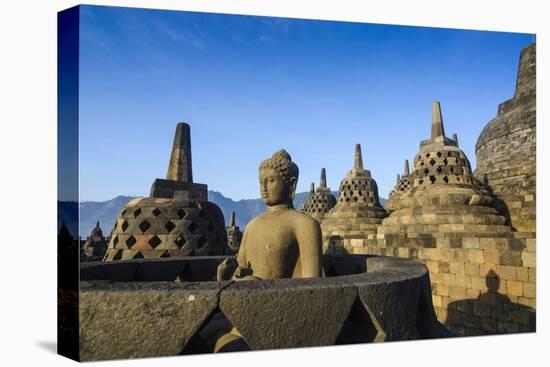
left=213, top=150, right=323, bottom=352
left=218, top=149, right=323, bottom=281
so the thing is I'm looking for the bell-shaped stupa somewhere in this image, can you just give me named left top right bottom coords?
left=385, top=159, right=412, bottom=212
left=321, top=144, right=387, bottom=253
left=379, top=101, right=511, bottom=237
left=300, top=168, right=337, bottom=222
left=475, top=43, right=536, bottom=233
left=103, top=123, right=227, bottom=261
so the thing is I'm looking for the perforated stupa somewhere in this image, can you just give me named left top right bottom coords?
left=103, top=123, right=227, bottom=261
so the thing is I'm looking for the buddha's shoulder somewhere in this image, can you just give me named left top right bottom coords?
left=286, top=210, right=319, bottom=227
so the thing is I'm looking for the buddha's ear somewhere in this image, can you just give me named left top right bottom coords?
left=289, top=177, right=297, bottom=199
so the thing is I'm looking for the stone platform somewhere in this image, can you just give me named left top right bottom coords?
left=79, top=255, right=448, bottom=361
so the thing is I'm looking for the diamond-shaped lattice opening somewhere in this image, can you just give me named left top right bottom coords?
left=429, top=175, right=436, bottom=184
left=335, top=298, right=385, bottom=344
left=133, top=251, right=144, bottom=259
left=197, top=236, right=207, bottom=248
left=437, top=166, right=443, bottom=173
left=139, top=220, right=151, bottom=233
left=120, top=209, right=127, bottom=217
left=152, top=208, right=162, bottom=217
left=443, top=176, right=449, bottom=183
left=188, top=222, right=199, bottom=233
left=113, top=236, right=119, bottom=246
left=165, top=220, right=176, bottom=233
left=148, top=235, right=162, bottom=248
left=181, top=309, right=250, bottom=354
left=175, top=236, right=188, bottom=249
left=112, top=250, right=123, bottom=261
left=126, top=235, right=136, bottom=248
left=160, top=251, right=171, bottom=258
left=121, top=220, right=129, bottom=232
left=429, top=159, right=436, bottom=166
left=133, top=208, right=142, bottom=218
left=177, top=209, right=187, bottom=219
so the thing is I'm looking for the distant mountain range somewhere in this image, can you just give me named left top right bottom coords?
left=59, top=191, right=386, bottom=238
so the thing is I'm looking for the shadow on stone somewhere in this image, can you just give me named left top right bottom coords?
left=335, top=297, right=384, bottom=344
left=180, top=309, right=250, bottom=354
left=445, top=269, right=535, bottom=335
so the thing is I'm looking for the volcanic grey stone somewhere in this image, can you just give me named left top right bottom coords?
left=79, top=280, right=231, bottom=361
left=219, top=276, right=357, bottom=350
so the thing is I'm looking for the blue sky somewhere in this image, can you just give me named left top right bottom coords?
left=78, top=5, right=535, bottom=201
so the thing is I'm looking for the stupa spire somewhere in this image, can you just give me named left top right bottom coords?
left=354, top=144, right=364, bottom=170
left=404, top=159, right=410, bottom=176
left=310, top=182, right=315, bottom=194
left=431, top=101, right=446, bottom=139
left=452, top=133, right=459, bottom=146
left=320, top=168, right=327, bottom=188
left=396, top=174, right=401, bottom=184
left=229, top=211, right=235, bottom=226
left=166, top=122, right=193, bottom=182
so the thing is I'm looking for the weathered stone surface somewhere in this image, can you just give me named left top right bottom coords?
left=79, top=255, right=446, bottom=359
left=104, top=123, right=228, bottom=261
left=219, top=277, right=357, bottom=349
left=79, top=280, right=230, bottom=361
left=475, top=43, right=536, bottom=233
left=322, top=144, right=388, bottom=251
left=301, top=168, right=337, bottom=222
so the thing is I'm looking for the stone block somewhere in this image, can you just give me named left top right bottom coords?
left=479, top=238, right=496, bottom=250
left=516, top=267, right=529, bottom=282
left=506, top=280, right=523, bottom=297
left=468, top=249, right=484, bottom=264
left=449, top=262, right=465, bottom=275
left=526, top=238, right=536, bottom=252
left=523, top=282, right=536, bottom=298
left=465, top=263, right=479, bottom=276
left=463, top=237, right=480, bottom=249
left=522, top=252, right=536, bottom=267
left=219, top=277, right=358, bottom=349
left=496, top=265, right=516, bottom=280
left=528, top=268, right=536, bottom=282
left=79, top=281, right=226, bottom=361
left=470, top=276, right=488, bottom=292
left=483, top=250, right=500, bottom=264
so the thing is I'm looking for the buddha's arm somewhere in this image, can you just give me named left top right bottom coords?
left=296, top=219, right=323, bottom=278
left=236, top=230, right=248, bottom=268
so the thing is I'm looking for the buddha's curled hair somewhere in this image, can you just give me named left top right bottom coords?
left=259, top=149, right=299, bottom=184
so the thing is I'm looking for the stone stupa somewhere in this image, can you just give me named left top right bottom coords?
left=321, top=144, right=387, bottom=253
left=385, top=159, right=412, bottom=212
left=379, top=101, right=511, bottom=237
left=103, top=123, right=227, bottom=261
left=475, top=43, right=536, bottom=233
left=225, top=211, right=243, bottom=254
left=300, top=168, right=337, bottom=222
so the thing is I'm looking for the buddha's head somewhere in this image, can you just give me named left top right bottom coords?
left=259, top=150, right=299, bottom=206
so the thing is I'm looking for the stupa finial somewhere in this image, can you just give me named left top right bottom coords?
left=452, top=133, right=459, bottom=146
left=404, top=159, right=410, bottom=176
left=354, top=144, right=364, bottom=170
left=166, top=122, right=193, bottom=182
left=396, top=174, right=401, bottom=184
left=229, top=211, right=235, bottom=226
left=431, top=101, right=446, bottom=139
left=320, top=168, right=327, bottom=188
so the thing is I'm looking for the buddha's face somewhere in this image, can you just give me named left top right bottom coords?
left=259, top=167, right=295, bottom=206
